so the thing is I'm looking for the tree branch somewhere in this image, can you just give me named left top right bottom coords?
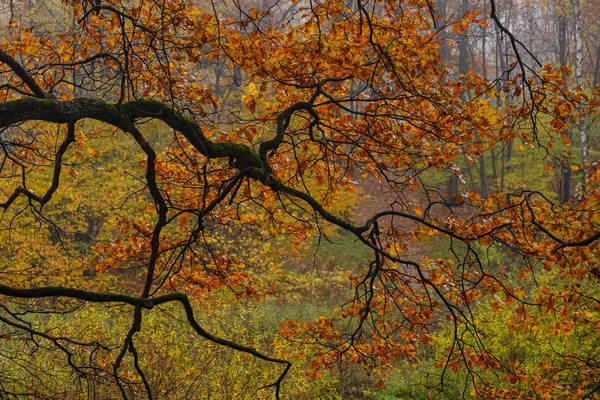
left=0, top=284, right=291, bottom=398
left=0, top=50, right=53, bottom=99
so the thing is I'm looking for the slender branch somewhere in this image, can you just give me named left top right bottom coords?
left=127, top=125, right=168, bottom=298
left=0, top=283, right=291, bottom=398
left=524, top=191, right=600, bottom=251
left=0, top=50, right=53, bottom=99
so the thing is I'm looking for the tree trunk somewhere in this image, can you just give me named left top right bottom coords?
left=574, top=0, right=589, bottom=190
left=437, top=0, right=461, bottom=202
left=558, top=3, right=571, bottom=204
left=478, top=0, right=488, bottom=198
left=593, top=43, right=600, bottom=87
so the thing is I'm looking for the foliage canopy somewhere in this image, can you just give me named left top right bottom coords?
left=1, top=0, right=600, bottom=398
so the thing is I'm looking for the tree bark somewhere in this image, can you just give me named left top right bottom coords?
left=558, top=2, right=571, bottom=204
left=574, top=0, right=589, bottom=190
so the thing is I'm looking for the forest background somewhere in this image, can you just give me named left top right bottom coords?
left=1, top=0, right=600, bottom=398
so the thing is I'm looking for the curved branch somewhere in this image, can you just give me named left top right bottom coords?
left=41, top=122, right=76, bottom=207
left=0, top=50, right=53, bottom=99
left=0, top=285, right=177, bottom=308
left=258, top=79, right=348, bottom=163
left=258, top=101, right=317, bottom=163
left=0, top=98, right=259, bottom=163
left=524, top=191, right=600, bottom=251
left=488, top=0, right=541, bottom=69
left=0, top=283, right=291, bottom=398
left=0, top=98, right=268, bottom=205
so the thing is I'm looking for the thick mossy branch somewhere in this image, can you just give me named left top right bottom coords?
left=0, top=97, right=365, bottom=247
left=0, top=284, right=179, bottom=308
left=0, top=98, right=265, bottom=174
